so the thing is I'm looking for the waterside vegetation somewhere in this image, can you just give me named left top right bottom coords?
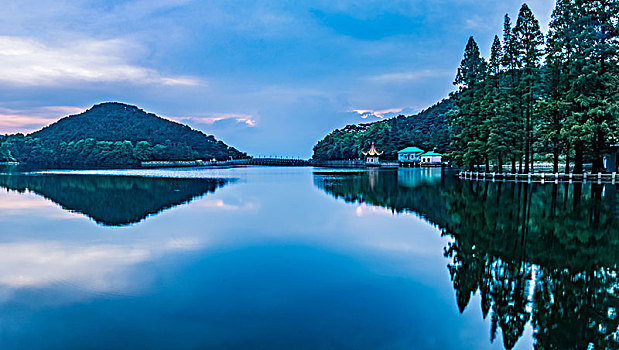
left=450, top=1, right=618, bottom=173
left=312, top=100, right=453, bottom=161
left=312, top=1, right=618, bottom=175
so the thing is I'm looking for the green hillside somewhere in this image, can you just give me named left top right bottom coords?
left=312, top=99, right=454, bottom=161
left=0, top=102, right=247, bottom=168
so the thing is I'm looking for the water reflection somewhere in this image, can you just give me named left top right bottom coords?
left=0, top=173, right=230, bottom=226
left=0, top=167, right=488, bottom=349
left=314, top=168, right=619, bottom=349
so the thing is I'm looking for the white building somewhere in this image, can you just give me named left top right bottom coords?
left=420, top=151, right=442, bottom=166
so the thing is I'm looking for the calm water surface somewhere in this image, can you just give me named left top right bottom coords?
left=0, top=166, right=617, bottom=349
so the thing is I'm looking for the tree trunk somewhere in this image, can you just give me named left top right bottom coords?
left=527, top=82, right=535, bottom=174
left=498, top=153, right=504, bottom=173
left=524, top=112, right=530, bottom=173
left=573, top=144, right=584, bottom=174
left=565, top=142, right=571, bottom=174
left=592, top=154, right=604, bottom=173
left=592, top=131, right=605, bottom=173
left=553, top=145, right=559, bottom=174
left=529, top=124, right=534, bottom=173
left=512, top=157, right=517, bottom=174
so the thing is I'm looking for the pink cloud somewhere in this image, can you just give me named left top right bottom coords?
left=0, top=106, right=85, bottom=134
left=350, top=108, right=404, bottom=119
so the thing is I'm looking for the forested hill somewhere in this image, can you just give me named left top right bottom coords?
left=312, top=99, right=454, bottom=161
left=0, top=102, right=247, bottom=168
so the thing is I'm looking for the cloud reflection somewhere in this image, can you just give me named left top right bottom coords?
left=0, top=238, right=205, bottom=300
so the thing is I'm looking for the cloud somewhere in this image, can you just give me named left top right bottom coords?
left=171, top=113, right=257, bottom=128
left=0, top=238, right=204, bottom=298
left=0, top=105, right=86, bottom=134
left=0, top=36, right=200, bottom=87
left=350, top=107, right=405, bottom=119
left=197, top=198, right=257, bottom=211
left=0, top=0, right=556, bottom=157
left=367, top=69, right=453, bottom=83
left=464, top=15, right=494, bottom=31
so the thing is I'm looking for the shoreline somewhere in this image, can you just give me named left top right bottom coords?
left=460, top=170, right=618, bottom=184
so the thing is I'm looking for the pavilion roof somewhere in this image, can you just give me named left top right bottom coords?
left=363, top=142, right=383, bottom=156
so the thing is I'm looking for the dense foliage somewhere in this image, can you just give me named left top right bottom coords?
left=0, top=102, right=248, bottom=167
left=312, top=99, right=454, bottom=161
left=451, top=1, right=619, bottom=173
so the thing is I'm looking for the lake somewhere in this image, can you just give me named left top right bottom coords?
left=0, top=166, right=617, bottom=349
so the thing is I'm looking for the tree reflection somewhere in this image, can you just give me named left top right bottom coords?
left=0, top=174, right=230, bottom=226
left=314, top=169, right=619, bottom=349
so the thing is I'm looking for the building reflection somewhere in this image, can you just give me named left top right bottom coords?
left=397, top=167, right=442, bottom=188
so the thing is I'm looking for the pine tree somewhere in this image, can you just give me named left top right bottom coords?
left=502, top=14, right=524, bottom=173
left=548, top=0, right=619, bottom=173
left=447, top=0, right=618, bottom=175
left=487, top=35, right=509, bottom=171
left=514, top=4, right=545, bottom=173
left=455, top=36, right=485, bottom=88
left=451, top=37, right=486, bottom=170
left=538, top=0, right=574, bottom=173
left=583, top=0, right=619, bottom=172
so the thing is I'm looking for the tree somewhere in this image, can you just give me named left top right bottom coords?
left=502, top=14, right=525, bottom=173
left=514, top=4, right=545, bottom=173
left=0, top=142, right=16, bottom=162
left=487, top=35, right=509, bottom=171
left=545, top=0, right=619, bottom=173
left=580, top=0, right=619, bottom=172
left=538, top=1, right=573, bottom=173
left=451, top=37, right=486, bottom=169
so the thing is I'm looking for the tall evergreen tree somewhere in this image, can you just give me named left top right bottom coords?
left=455, top=36, right=485, bottom=88
left=547, top=0, right=619, bottom=173
left=451, top=37, right=486, bottom=169
left=582, top=0, right=619, bottom=172
left=514, top=4, right=545, bottom=173
left=539, top=0, right=574, bottom=173
left=487, top=35, right=509, bottom=171
left=502, top=14, right=524, bottom=173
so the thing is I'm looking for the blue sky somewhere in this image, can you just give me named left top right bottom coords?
left=0, top=0, right=555, bottom=157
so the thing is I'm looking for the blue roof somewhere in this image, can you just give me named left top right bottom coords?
left=398, top=147, right=425, bottom=154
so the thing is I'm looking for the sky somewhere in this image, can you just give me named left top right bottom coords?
left=0, top=0, right=556, bottom=158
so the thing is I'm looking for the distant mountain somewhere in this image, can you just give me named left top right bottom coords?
left=1, top=102, right=248, bottom=167
left=312, top=99, right=454, bottom=161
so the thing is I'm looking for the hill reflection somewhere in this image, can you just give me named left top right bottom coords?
left=0, top=174, right=230, bottom=226
left=314, top=168, right=619, bottom=350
